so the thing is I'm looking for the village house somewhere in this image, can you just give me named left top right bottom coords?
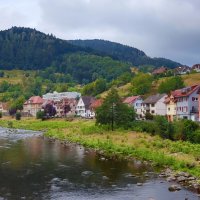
left=165, top=85, right=200, bottom=122
left=76, top=96, right=95, bottom=118
left=142, top=94, right=167, bottom=117
left=23, top=96, right=44, bottom=117
left=43, top=91, right=81, bottom=101
left=192, top=64, right=200, bottom=73
left=152, top=66, right=168, bottom=76
left=174, top=66, right=191, bottom=75
left=123, top=96, right=143, bottom=119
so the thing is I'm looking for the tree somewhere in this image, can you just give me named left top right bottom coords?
left=96, top=88, right=135, bottom=130
left=43, top=103, right=56, bottom=117
left=36, top=110, right=45, bottom=120
left=15, top=112, right=21, bottom=120
left=131, top=73, right=153, bottom=95
left=158, top=76, right=185, bottom=94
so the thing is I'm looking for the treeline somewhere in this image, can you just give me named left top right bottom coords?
left=0, top=27, right=181, bottom=84
left=69, top=39, right=181, bottom=68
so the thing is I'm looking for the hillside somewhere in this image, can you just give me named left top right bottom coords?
left=100, top=73, right=200, bottom=98
left=0, top=27, right=181, bottom=83
left=69, top=39, right=181, bottom=68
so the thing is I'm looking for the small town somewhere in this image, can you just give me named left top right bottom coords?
left=0, top=1, right=200, bottom=200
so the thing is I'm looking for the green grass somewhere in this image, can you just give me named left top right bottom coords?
left=0, top=118, right=200, bottom=177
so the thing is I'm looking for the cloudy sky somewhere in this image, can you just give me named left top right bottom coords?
left=0, top=0, right=200, bottom=65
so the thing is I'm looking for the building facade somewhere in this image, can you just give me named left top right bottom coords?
left=23, top=96, right=44, bottom=117
left=142, top=94, right=167, bottom=117
left=76, top=96, right=95, bottom=118
left=165, top=85, right=200, bottom=122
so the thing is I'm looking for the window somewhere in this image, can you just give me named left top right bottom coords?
left=151, top=104, right=155, bottom=107
left=151, top=110, right=155, bottom=114
left=168, top=108, right=170, bottom=111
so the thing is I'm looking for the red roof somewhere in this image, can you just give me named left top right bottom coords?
left=152, top=66, right=168, bottom=75
left=24, top=96, right=44, bottom=105
left=90, top=99, right=103, bottom=110
left=171, top=85, right=199, bottom=98
left=123, top=96, right=140, bottom=104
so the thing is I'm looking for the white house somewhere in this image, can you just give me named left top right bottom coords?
left=76, top=96, right=95, bottom=118
left=123, top=96, right=143, bottom=119
left=142, top=94, right=167, bottom=117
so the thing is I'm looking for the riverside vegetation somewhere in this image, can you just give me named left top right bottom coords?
left=0, top=118, right=200, bottom=180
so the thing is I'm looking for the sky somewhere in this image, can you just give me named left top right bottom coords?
left=0, top=0, right=200, bottom=66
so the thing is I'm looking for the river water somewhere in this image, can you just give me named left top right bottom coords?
left=0, top=127, right=199, bottom=200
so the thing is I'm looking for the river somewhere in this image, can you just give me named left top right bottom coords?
left=0, top=127, right=199, bottom=200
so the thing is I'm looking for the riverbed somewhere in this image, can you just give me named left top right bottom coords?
left=0, top=127, right=199, bottom=200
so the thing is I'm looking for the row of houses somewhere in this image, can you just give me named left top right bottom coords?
left=123, top=85, right=200, bottom=122
left=152, top=64, right=200, bottom=76
left=23, top=91, right=98, bottom=118
left=3, top=84, right=200, bottom=122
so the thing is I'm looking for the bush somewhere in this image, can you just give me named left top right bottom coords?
left=145, top=112, right=154, bottom=120
left=36, top=110, right=45, bottom=120
left=190, top=130, right=200, bottom=143
left=15, top=112, right=21, bottom=120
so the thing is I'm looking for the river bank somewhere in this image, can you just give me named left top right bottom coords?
left=0, top=118, right=200, bottom=193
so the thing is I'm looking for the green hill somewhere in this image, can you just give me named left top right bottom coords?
left=69, top=39, right=181, bottom=68
left=0, top=27, right=181, bottom=84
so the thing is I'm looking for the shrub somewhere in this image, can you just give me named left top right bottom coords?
left=36, top=110, right=45, bottom=120
left=189, top=130, right=200, bottom=144
left=15, top=112, right=21, bottom=120
left=145, top=112, right=154, bottom=120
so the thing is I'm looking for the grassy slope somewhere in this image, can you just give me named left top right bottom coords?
left=0, top=118, right=200, bottom=178
left=101, top=73, right=200, bottom=98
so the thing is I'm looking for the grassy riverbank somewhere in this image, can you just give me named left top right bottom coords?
left=0, top=118, right=200, bottom=178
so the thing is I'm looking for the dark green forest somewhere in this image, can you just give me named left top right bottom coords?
left=0, top=27, right=181, bottom=84
left=69, top=39, right=181, bottom=68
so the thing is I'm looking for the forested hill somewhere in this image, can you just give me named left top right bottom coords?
left=0, top=27, right=97, bottom=70
left=69, top=39, right=181, bottom=68
left=0, top=27, right=181, bottom=83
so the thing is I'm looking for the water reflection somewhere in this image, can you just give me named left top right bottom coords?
left=0, top=130, right=198, bottom=200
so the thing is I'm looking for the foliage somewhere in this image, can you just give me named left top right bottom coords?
left=15, top=112, right=21, bottom=120
left=36, top=110, right=45, bottom=120
left=83, top=78, right=107, bottom=96
left=69, top=39, right=181, bottom=68
left=158, top=76, right=185, bottom=94
left=43, top=103, right=56, bottom=117
left=145, top=112, right=154, bottom=120
left=131, top=73, right=153, bottom=95
left=96, top=88, right=135, bottom=130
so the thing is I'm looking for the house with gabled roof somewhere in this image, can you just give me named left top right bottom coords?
left=76, top=96, right=96, bottom=118
left=165, top=85, right=200, bottom=121
left=142, top=94, right=167, bottom=117
left=123, top=96, right=143, bottom=118
left=192, top=64, right=200, bottom=73
left=174, top=66, right=191, bottom=75
left=152, top=66, right=168, bottom=76
left=23, top=96, right=44, bottom=117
